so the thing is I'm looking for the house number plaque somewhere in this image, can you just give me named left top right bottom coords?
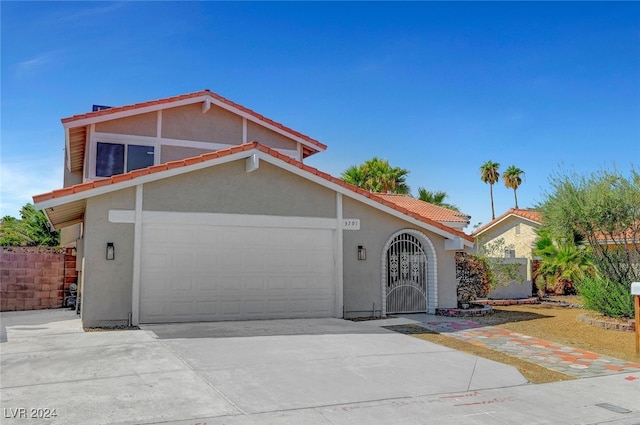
left=343, top=219, right=360, bottom=230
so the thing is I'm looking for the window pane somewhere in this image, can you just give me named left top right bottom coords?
left=127, top=145, right=155, bottom=172
left=96, top=143, right=124, bottom=177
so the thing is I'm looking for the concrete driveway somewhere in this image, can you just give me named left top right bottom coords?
left=1, top=309, right=639, bottom=424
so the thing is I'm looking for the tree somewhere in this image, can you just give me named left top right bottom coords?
left=416, top=187, right=459, bottom=211
left=502, top=165, right=524, bottom=209
left=532, top=228, right=596, bottom=295
left=0, top=204, right=60, bottom=247
left=480, top=160, right=500, bottom=219
left=538, top=166, right=639, bottom=317
left=341, top=157, right=410, bottom=194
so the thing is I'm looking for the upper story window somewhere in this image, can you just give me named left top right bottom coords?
left=96, top=142, right=155, bottom=177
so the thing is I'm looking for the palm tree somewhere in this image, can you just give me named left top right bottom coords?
left=417, top=187, right=460, bottom=211
left=480, top=160, right=500, bottom=220
left=341, top=165, right=365, bottom=189
left=533, top=228, right=597, bottom=294
left=342, top=157, right=410, bottom=194
left=502, top=165, right=524, bottom=209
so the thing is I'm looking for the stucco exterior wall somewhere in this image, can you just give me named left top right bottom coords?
left=95, top=112, right=157, bottom=137
left=143, top=161, right=336, bottom=218
left=341, top=197, right=458, bottom=317
left=478, top=217, right=539, bottom=281
left=82, top=188, right=135, bottom=327
left=160, top=145, right=213, bottom=163
left=247, top=121, right=297, bottom=150
left=77, top=157, right=463, bottom=325
left=478, top=217, right=538, bottom=260
left=64, top=168, right=83, bottom=188
left=161, top=103, right=243, bottom=143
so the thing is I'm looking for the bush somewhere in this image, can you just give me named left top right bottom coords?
left=455, top=253, right=492, bottom=306
left=576, top=276, right=634, bottom=318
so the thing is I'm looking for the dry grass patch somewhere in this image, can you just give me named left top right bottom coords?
left=466, top=299, right=637, bottom=364
left=388, top=324, right=575, bottom=384
left=387, top=296, right=639, bottom=384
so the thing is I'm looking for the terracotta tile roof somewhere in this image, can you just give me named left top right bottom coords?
left=472, top=208, right=541, bottom=236
left=594, top=227, right=639, bottom=244
left=33, top=142, right=473, bottom=242
left=61, top=89, right=327, bottom=153
left=374, top=194, right=470, bottom=224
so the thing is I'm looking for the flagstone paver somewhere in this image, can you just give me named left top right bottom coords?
left=415, top=319, right=640, bottom=378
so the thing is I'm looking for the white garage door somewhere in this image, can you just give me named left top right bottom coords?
left=139, top=214, right=336, bottom=323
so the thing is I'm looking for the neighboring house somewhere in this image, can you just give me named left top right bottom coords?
left=594, top=227, right=640, bottom=250
left=33, top=89, right=474, bottom=327
left=472, top=208, right=542, bottom=281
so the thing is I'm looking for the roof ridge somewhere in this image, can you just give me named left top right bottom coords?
left=472, top=207, right=541, bottom=236
left=60, top=89, right=327, bottom=152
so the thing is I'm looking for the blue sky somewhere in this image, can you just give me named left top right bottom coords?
left=1, top=1, right=639, bottom=229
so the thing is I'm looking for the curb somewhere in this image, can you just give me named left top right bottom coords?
left=577, top=313, right=636, bottom=332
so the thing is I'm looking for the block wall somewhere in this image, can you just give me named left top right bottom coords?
left=0, top=247, right=77, bottom=311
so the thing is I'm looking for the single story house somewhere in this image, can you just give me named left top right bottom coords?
left=33, top=89, right=474, bottom=327
left=472, top=208, right=541, bottom=297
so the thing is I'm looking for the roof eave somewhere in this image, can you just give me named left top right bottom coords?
left=62, top=93, right=326, bottom=155
left=34, top=145, right=472, bottom=245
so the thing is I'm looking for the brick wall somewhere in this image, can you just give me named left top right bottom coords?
left=0, top=247, right=78, bottom=311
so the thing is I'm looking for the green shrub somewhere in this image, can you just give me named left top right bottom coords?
left=576, top=277, right=634, bottom=318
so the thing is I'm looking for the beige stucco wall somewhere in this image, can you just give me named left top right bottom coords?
left=342, top=197, right=459, bottom=316
left=143, top=161, right=336, bottom=218
left=95, top=112, right=157, bottom=137
left=64, top=168, right=83, bottom=188
left=478, top=217, right=539, bottom=280
left=478, top=217, right=538, bottom=260
left=247, top=121, right=297, bottom=150
left=160, top=145, right=212, bottom=163
left=78, top=157, right=462, bottom=325
left=82, top=188, right=135, bottom=327
left=162, top=103, right=243, bottom=143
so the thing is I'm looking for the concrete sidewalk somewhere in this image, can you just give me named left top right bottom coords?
left=1, top=309, right=639, bottom=424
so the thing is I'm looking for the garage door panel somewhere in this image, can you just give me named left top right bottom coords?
left=140, top=220, right=336, bottom=323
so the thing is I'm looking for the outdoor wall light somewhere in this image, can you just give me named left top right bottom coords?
left=106, top=243, right=115, bottom=260
left=357, top=245, right=366, bottom=261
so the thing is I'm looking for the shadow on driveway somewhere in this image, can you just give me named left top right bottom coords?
left=141, top=317, right=392, bottom=339
left=0, top=308, right=78, bottom=342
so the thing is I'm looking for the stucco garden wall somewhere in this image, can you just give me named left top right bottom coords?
left=485, top=258, right=532, bottom=299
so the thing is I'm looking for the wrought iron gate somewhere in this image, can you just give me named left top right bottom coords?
left=385, top=232, right=428, bottom=313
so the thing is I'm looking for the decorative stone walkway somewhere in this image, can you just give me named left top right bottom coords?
left=417, top=319, right=640, bottom=378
